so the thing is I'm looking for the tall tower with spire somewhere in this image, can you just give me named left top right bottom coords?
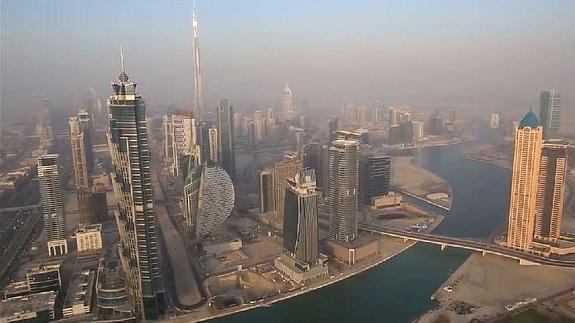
left=506, top=110, right=543, bottom=251
left=107, top=48, right=165, bottom=319
left=283, top=84, right=294, bottom=123
left=192, top=3, right=204, bottom=120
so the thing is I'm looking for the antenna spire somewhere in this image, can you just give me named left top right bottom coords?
left=120, top=45, right=125, bottom=74
left=119, top=45, right=129, bottom=82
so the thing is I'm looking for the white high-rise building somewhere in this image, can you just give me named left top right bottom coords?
left=208, top=126, right=218, bottom=163
left=162, top=114, right=196, bottom=176
left=38, top=154, right=68, bottom=257
left=283, top=84, right=294, bottom=123
left=490, top=112, right=500, bottom=129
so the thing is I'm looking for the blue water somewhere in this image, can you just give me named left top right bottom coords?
left=214, top=141, right=511, bottom=323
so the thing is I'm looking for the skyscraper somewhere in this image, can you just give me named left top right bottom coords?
left=272, top=152, right=303, bottom=221
left=283, top=84, right=294, bottom=123
left=162, top=113, right=196, bottom=176
left=490, top=112, right=500, bottom=129
left=184, top=164, right=235, bottom=237
left=208, top=126, right=219, bottom=163
left=192, top=4, right=203, bottom=120
left=361, top=155, right=391, bottom=204
left=38, top=154, right=67, bottom=256
left=328, top=139, right=360, bottom=242
left=69, top=110, right=94, bottom=189
left=539, top=89, right=561, bottom=137
left=217, top=98, right=235, bottom=179
left=506, top=111, right=543, bottom=251
left=534, top=140, right=568, bottom=242
left=259, top=169, right=274, bottom=214
left=107, top=52, right=164, bottom=319
left=283, top=168, right=319, bottom=265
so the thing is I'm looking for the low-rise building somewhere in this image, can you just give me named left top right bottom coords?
left=76, top=224, right=103, bottom=252
left=63, top=270, right=96, bottom=318
left=0, top=291, right=57, bottom=322
left=26, top=262, right=61, bottom=294
left=326, top=237, right=378, bottom=266
left=274, top=253, right=329, bottom=285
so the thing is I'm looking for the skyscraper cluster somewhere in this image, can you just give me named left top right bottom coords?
left=506, top=111, right=568, bottom=253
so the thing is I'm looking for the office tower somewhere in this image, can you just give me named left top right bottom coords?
left=259, top=169, right=275, bottom=214
left=361, top=155, right=391, bottom=204
left=303, top=143, right=321, bottom=175
left=270, top=152, right=303, bottom=221
left=69, top=110, right=94, bottom=189
left=267, top=108, right=275, bottom=120
left=490, top=112, right=500, bottom=129
left=319, top=145, right=329, bottom=191
left=358, top=106, right=371, bottom=124
left=374, top=107, right=385, bottom=123
left=534, top=140, right=568, bottom=242
left=506, top=111, right=543, bottom=251
left=328, top=139, right=360, bottom=242
left=388, top=107, right=399, bottom=126
left=247, top=121, right=257, bottom=149
left=107, top=54, right=164, bottom=319
left=400, top=121, right=414, bottom=145
left=233, top=111, right=244, bottom=136
left=428, top=113, right=444, bottom=135
left=254, top=109, right=266, bottom=140
left=449, top=108, right=456, bottom=123
left=162, top=113, right=196, bottom=176
left=198, top=121, right=210, bottom=164
left=399, top=110, right=412, bottom=123
left=38, top=154, right=68, bottom=256
left=192, top=4, right=203, bottom=120
left=183, top=164, right=235, bottom=237
left=388, top=125, right=402, bottom=145
left=328, top=118, right=338, bottom=142
left=284, top=168, right=319, bottom=265
left=283, top=84, right=294, bottom=123
left=217, top=98, right=236, bottom=179
left=208, top=126, right=219, bottom=163
left=412, top=121, right=425, bottom=142
left=539, top=90, right=561, bottom=137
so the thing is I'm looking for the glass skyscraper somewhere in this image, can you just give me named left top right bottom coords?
left=107, top=59, right=164, bottom=319
left=217, top=98, right=236, bottom=179
left=539, top=89, right=561, bottom=137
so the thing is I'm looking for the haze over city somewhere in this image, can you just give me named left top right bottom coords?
left=2, top=1, right=575, bottom=323
left=2, top=0, right=574, bottom=121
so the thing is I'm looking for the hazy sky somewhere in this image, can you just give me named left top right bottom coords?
left=1, top=0, right=574, bottom=117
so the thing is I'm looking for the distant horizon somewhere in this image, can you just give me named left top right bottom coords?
left=2, top=0, right=574, bottom=129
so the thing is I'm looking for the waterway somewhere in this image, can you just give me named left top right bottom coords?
left=214, top=138, right=512, bottom=323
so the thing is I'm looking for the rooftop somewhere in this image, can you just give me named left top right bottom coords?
left=0, top=291, right=56, bottom=317
left=64, top=270, right=95, bottom=309
left=518, top=111, right=539, bottom=129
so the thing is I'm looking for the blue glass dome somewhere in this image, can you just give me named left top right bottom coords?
left=519, top=111, right=538, bottom=129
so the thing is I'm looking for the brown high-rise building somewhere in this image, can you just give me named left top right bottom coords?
left=534, top=140, right=568, bottom=243
left=273, top=152, right=303, bottom=221
left=506, top=111, right=543, bottom=251
left=69, top=110, right=93, bottom=189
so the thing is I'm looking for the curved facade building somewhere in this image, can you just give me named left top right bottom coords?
left=184, top=163, right=235, bottom=238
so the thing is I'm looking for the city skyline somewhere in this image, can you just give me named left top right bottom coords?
left=1, top=0, right=574, bottom=121
left=2, top=2, right=575, bottom=322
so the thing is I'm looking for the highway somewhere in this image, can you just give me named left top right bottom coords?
left=359, top=224, right=575, bottom=267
